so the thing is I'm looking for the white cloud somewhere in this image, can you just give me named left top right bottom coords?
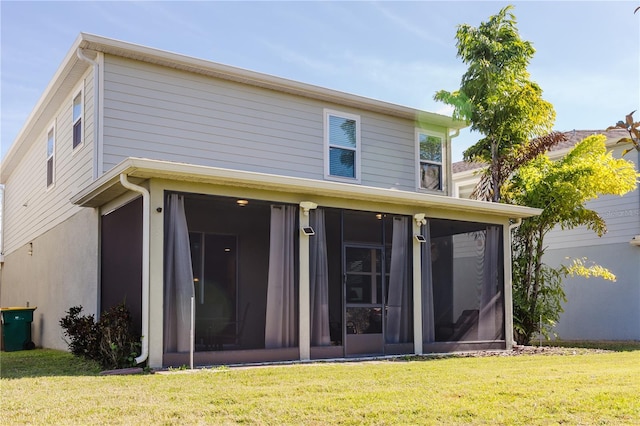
left=373, top=2, right=447, bottom=46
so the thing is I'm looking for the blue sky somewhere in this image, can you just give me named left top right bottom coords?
left=1, top=1, right=639, bottom=162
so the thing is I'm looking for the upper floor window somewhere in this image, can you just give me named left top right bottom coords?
left=324, top=109, right=361, bottom=182
left=46, top=127, right=55, bottom=187
left=72, top=91, right=83, bottom=149
left=417, top=130, right=444, bottom=191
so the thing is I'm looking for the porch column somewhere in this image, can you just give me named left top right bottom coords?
left=148, top=181, right=165, bottom=368
left=298, top=202, right=317, bottom=360
left=412, top=214, right=425, bottom=355
left=504, top=220, right=515, bottom=350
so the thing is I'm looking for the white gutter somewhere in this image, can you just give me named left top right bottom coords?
left=76, top=48, right=101, bottom=179
left=119, top=173, right=149, bottom=365
left=505, top=217, right=523, bottom=350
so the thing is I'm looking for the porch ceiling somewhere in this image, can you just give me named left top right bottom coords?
left=70, top=157, right=542, bottom=219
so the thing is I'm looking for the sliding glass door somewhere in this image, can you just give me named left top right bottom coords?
left=190, top=232, right=238, bottom=350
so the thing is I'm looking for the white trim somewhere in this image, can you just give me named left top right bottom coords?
left=72, top=86, right=84, bottom=151
left=415, top=129, right=446, bottom=193
left=453, top=177, right=478, bottom=199
left=323, top=109, right=361, bottom=184
left=100, top=191, right=141, bottom=217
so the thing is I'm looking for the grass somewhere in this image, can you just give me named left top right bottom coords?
left=2, top=345, right=639, bottom=425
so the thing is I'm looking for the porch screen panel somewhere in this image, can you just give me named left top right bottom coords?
left=386, top=216, right=411, bottom=343
left=421, top=220, right=436, bottom=343
left=310, top=208, right=331, bottom=346
left=479, top=226, right=501, bottom=340
left=164, top=194, right=195, bottom=353
left=265, top=205, right=297, bottom=348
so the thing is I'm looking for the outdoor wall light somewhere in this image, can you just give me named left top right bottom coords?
left=236, top=199, right=249, bottom=207
left=301, top=226, right=315, bottom=236
left=299, top=201, right=318, bottom=216
left=28, top=242, right=33, bottom=256
left=414, top=213, right=427, bottom=227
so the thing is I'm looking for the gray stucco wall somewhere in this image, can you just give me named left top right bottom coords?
left=544, top=242, right=640, bottom=340
left=0, top=208, right=99, bottom=350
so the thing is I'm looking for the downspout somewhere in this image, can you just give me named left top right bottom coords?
left=509, top=217, right=522, bottom=233
left=119, top=174, right=150, bottom=365
left=76, top=49, right=101, bottom=179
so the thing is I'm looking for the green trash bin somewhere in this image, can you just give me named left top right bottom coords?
left=1, top=307, right=37, bottom=352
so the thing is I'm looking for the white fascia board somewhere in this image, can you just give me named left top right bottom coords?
left=71, top=157, right=541, bottom=219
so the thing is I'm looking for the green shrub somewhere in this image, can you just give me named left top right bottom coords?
left=59, top=306, right=99, bottom=359
left=60, top=304, right=141, bottom=370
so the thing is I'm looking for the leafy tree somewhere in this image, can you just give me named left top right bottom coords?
left=606, top=110, right=640, bottom=156
left=503, top=135, right=639, bottom=344
left=435, top=5, right=555, bottom=201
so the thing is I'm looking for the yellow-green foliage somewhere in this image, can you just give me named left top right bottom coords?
left=563, top=257, right=617, bottom=282
left=507, top=134, right=639, bottom=235
left=509, top=134, right=638, bottom=344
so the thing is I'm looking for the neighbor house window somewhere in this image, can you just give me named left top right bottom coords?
left=46, top=127, right=55, bottom=187
left=324, top=109, right=361, bottom=182
left=72, top=91, right=83, bottom=149
left=417, top=131, right=444, bottom=191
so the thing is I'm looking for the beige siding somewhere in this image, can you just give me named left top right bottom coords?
left=2, top=71, right=95, bottom=255
left=101, top=55, right=445, bottom=191
left=0, top=208, right=99, bottom=350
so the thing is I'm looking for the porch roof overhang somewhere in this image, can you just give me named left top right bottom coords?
left=70, top=157, right=542, bottom=219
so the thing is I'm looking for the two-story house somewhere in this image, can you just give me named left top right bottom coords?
left=0, top=34, right=540, bottom=368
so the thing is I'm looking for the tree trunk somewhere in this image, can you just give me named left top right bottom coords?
left=491, top=140, right=500, bottom=202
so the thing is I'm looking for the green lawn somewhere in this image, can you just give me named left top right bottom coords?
left=2, top=347, right=639, bottom=425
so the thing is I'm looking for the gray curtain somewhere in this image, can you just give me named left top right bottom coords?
left=163, top=194, right=195, bottom=353
left=421, top=220, right=435, bottom=344
left=479, top=226, right=501, bottom=340
left=265, top=205, right=297, bottom=348
left=386, top=216, right=411, bottom=343
left=310, top=208, right=330, bottom=346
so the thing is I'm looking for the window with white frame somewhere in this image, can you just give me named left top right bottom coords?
left=46, top=127, right=55, bottom=187
left=417, top=131, right=444, bottom=191
left=72, top=91, right=83, bottom=149
left=324, top=110, right=361, bottom=182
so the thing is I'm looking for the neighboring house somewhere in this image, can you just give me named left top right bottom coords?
left=0, top=34, right=540, bottom=368
left=453, top=130, right=640, bottom=341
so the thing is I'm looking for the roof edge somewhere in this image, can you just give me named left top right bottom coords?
left=71, top=157, right=541, bottom=219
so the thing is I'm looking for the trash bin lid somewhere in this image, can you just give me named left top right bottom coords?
left=0, top=307, right=37, bottom=311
